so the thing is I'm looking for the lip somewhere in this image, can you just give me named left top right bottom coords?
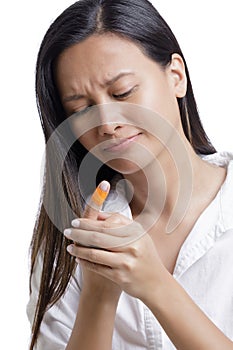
left=103, top=133, right=141, bottom=152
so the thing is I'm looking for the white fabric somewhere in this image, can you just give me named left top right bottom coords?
left=27, top=151, right=233, bottom=349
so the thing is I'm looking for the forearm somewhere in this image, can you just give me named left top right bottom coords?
left=142, top=272, right=233, bottom=350
left=66, top=291, right=119, bottom=350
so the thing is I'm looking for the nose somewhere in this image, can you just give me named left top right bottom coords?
left=98, top=122, right=122, bottom=136
left=96, top=103, right=123, bottom=136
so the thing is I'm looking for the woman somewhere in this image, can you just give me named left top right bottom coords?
left=27, top=0, right=233, bottom=349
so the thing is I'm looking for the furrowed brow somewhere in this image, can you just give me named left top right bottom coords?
left=62, top=72, right=135, bottom=103
left=103, top=72, right=135, bottom=87
left=62, top=94, right=85, bottom=103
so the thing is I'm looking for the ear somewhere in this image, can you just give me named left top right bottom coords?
left=168, top=53, right=187, bottom=98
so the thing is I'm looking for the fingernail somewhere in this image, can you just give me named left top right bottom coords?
left=64, top=228, right=72, bottom=237
left=67, top=245, right=73, bottom=253
left=99, top=181, right=109, bottom=192
left=71, top=219, right=80, bottom=228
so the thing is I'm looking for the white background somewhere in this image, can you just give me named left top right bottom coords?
left=0, top=1, right=232, bottom=349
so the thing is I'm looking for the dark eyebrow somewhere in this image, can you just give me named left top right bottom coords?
left=102, top=71, right=135, bottom=87
left=62, top=72, right=135, bottom=103
left=62, top=94, right=85, bottom=103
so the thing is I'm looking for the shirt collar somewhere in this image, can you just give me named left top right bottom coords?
left=173, top=151, right=233, bottom=278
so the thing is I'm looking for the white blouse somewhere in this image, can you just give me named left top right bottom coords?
left=27, top=151, right=233, bottom=349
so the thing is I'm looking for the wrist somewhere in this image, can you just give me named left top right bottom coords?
left=140, top=266, right=173, bottom=309
left=81, top=285, right=122, bottom=305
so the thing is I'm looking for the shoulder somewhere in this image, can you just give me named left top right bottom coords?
left=220, top=159, right=233, bottom=231
left=202, top=151, right=233, bottom=232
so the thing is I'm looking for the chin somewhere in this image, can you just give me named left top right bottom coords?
left=106, top=159, right=146, bottom=175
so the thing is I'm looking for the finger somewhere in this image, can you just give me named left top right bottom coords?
left=97, top=212, right=113, bottom=220
left=78, top=259, right=117, bottom=282
left=71, top=217, right=129, bottom=233
left=97, top=212, right=131, bottom=225
left=65, top=217, right=143, bottom=248
left=65, top=227, right=123, bottom=248
left=67, top=244, right=121, bottom=268
left=83, top=180, right=110, bottom=219
left=65, top=226, right=136, bottom=248
left=71, top=212, right=132, bottom=231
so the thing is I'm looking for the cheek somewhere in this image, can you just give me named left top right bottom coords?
left=140, top=77, right=179, bottom=125
left=78, top=131, right=96, bottom=150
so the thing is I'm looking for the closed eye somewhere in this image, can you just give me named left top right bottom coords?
left=112, top=86, right=138, bottom=99
left=68, top=85, right=138, bottom=116
left=69, top=105, right=93, bottom=117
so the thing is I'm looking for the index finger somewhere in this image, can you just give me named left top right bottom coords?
left=83, top=180, right=110, bottom=219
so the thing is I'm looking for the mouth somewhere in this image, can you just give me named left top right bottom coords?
left=103, top=133, right=142, bottom=152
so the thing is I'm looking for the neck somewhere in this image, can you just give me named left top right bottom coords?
left=124, top=137, right=226, bottom=233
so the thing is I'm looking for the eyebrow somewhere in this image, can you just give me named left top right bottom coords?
left=103, top=71, right=135, bottom=87
left=63, top=94, right=85, bottom=103
left=62, top=72, right=135, bottom=103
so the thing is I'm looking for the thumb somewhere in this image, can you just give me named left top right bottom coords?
left=83, top=180, right=110, bottom=219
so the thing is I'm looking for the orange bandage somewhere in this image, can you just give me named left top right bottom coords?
left=91, top=183, right=109, bottom=207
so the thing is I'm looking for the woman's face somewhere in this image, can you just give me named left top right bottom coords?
left=56, top=33, right=187, bottom=173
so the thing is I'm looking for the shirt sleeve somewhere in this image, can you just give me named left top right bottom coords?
left=26, top=253, right=82, bottom=350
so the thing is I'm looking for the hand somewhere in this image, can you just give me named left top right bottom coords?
left=65, top=181, right=122, bottom=300
left=64, top=211, right=168, bottom=301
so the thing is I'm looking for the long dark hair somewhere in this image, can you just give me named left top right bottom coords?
left=29, top=0, right=216, bottom=348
